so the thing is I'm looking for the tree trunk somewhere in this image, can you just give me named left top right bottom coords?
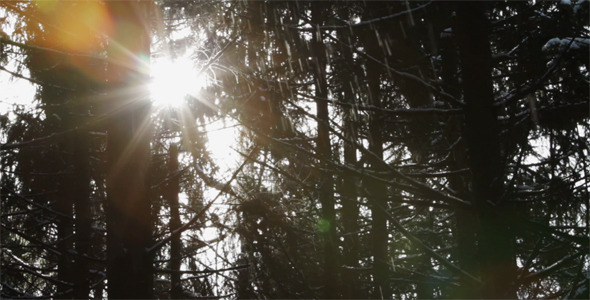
left=386, top=6, right=435, bottom=297
left=311, top=3, right=339, bottom=298
left=26, top=44, right=74, bottom=299
left=455, top=3, right=517, bottom=298
left=438, top=10, right=480, bottom=297
left=56, top=186, right=73, bottom=298
left=105, top=2, right=154, bottom=298
left=72, top=113, right=91, bottom=299
left=366, top=68, right=390, bottom=299
left=362, top=4, right=390, bottom=297
left=167, top=144, right=182, bottom=299
left=337, top=6, right=361, bottom=299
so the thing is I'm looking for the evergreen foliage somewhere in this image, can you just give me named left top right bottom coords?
left=1, top=1, right=588, bottom=299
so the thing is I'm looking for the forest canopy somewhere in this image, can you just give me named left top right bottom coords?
left=1, top=1, right=589, bottom=299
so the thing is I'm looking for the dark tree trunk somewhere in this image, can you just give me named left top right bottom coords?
left=72, top=113, right=91, bottom=299
left=105, top=2, right=154, bottom=299
left=247, top=0, right=263, bottom=70
left=366, top=67, right=390, bottom=299
left=311, top=3, right=339, bottom=298
left=455, top=3, right=517, bottom=298
left=337, top=6, right=361, bottom=299
left=438, top=8, right=480, bottom=297
left=56, top=98, right=73, bottom=300
left=386, top=6, right=435, bottom=297
left=362, top=4, right=390, bottom=297
left=167, top=144, right=182, bottom=299
left=31, top=51, right=76, bottom=299
left=56, top=188, right=73, bottom=298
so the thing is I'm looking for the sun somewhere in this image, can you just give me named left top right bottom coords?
left=149, top=55, right=206, bottom=107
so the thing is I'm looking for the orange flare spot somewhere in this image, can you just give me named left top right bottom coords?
left=34, top=1, right=114, bottom=53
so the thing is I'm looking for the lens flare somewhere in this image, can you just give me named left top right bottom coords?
left=33, top=0, right=113, bottom=53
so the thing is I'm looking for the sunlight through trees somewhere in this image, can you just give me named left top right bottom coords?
left=1, top=1, right=588, bottom=299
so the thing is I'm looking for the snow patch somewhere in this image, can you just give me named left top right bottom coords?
left=542, top=37, right=590, bottom=51
left=440, top=27, right=452, bottom=39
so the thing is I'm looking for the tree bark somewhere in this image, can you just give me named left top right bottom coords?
left=337, top=6, right=361, bottom=299
left=437, top=7, right=480, bottom=297
left=311, top=3, right=339, bottom=298
left=366, top=67, right=390, bottom=299
left=362, top=4, right=390, bottom=297
left=72, top=108, right=91, bottom=299
left=56, top=184, right=73, bottom=298
left=105, top=2, right=154, bottom=298
left=29, top=49, right=76, bottom=299
left=167, top=144, right=182, bottom=299
left=455, top=3, right=517, bottom=298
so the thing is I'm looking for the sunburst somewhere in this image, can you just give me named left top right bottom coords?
left=149, top=55, right=207, bottom=108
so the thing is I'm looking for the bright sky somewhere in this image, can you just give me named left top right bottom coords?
left=0, top=61, right=37, bottom=116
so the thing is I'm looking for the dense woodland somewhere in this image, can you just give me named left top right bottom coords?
left=1, top=1, right=589, bottom=299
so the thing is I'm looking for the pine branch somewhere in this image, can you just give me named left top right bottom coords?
left=146, top=147, right=258, bottom=254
